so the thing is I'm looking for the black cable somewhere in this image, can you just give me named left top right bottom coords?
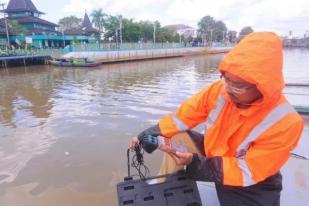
left=129, top=144, right=150, bottom=179
left=127, top=149, right=131, bottom=177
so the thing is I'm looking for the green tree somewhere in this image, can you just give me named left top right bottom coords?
left=157, top=27, right=177, bottom=43
left=213, top=20, right=227, bottom=42
left=197, top=15, right=215, bottom=42
left=102, top=15, right=121, bottom=41
left=91, top=9, right=107, bottom=32
left=198, top=15, right=215, bottom=34
left=102, top=14, right=179, bottom=43
left=227, top=30, right=237, bottom=43
left=58, top=16, right=82, bottom=31
left=239, top=26, right=254, bottom=36
left=198, top=15, right=227, bottom=42
left=237, top=26, right=254, bottom=42
left=122, top=18, right=141, bottom=42
left=139, top=20, right=156, bottom=42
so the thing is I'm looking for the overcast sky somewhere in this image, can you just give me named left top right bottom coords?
left=3, top=0, right=309, bottom=37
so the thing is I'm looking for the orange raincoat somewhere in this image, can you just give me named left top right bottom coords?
left=158, top=32, right=304, bottom=186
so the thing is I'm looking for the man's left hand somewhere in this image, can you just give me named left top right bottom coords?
left=169, top=151, right=193, bottom=166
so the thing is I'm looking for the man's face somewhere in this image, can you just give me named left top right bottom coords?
left=221, top=72, right=262, bottom=107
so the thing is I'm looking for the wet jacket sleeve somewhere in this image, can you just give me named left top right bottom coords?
left=158, top=85, right=217, bottom=138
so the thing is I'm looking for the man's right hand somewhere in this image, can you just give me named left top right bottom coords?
left=129, top=136, right=140, bottom=150
left=130, top=124, right=162, bottom=153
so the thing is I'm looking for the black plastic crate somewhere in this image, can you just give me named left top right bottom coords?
left=117, top=171, right=202, bottom=206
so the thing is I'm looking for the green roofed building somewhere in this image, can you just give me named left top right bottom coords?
left=0, top=0, right=100, bottom=48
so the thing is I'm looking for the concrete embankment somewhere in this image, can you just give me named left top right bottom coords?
left=62, top=47, right=232, bottom=64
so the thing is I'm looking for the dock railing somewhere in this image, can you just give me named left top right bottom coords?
left=70, top=42, right=234, bottom=52
left=0, top=48, right=64, bottom=59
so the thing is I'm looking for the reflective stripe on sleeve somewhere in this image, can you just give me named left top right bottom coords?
left=171, top=114, right=189, bottom=131
left=205, top=96, right=226, bottom=130
left=237, top=158, right=255, bottom=186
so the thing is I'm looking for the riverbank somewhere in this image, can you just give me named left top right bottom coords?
left=0, top=47, right=231, bottom=68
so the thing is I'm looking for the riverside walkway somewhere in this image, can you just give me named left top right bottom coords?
left=62, top=47, right=232, bottom=64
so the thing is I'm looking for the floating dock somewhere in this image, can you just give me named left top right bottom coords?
left=0, top=55, right=50, bottom=68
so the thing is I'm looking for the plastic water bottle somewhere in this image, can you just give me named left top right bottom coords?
left=157, top=136, right=187, bottom=153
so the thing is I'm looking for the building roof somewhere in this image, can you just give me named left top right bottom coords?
left=164, top=24, right=194, bottom=30
left=63, top=27, right=99, bottom=36
left=63, top=12, right=99, bottom=35
left=81, top=13, right=92, bottom=30
left=3, top=0, right=44, bottom=14
left=0, top=16, right=58, bottom=27
left=0, top=16, right=58, bottom=35
left=63, top=28, right=86, bottom=35
left=80, top=12, right=99, bottom=33
left=18, top=16, right=57, bottom=26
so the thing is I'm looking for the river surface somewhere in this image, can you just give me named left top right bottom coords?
left=0, top=49, right=308, bottom=206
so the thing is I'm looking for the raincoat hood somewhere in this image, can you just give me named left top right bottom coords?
left=219, top=32, right=284, bottom=104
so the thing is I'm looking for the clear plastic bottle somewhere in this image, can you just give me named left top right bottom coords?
left=157, top=136, right=187, bottom=153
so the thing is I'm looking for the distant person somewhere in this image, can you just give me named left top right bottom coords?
left=130, top=32, right=304, bottom=206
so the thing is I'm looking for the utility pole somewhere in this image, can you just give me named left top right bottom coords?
left=115, top=28, right=118, bottom=46
left=222, top=31, right=225, bottom=42
left=119, top=16, right=122, bottom=46
left=210, top=29, right=213, bottom=46
left=0, top=3, right=10, bottom=50
left=61, top=27, right=65, bottom=47
left=153, top=22, right=156, bottom=45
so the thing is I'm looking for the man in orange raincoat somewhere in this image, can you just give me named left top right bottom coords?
left=130, top=32, right=304, bottom=206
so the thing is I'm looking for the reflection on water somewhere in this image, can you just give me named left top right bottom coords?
left=284, top=49, right=309, bottom=107
left=0, top=50, right=308, bottom=206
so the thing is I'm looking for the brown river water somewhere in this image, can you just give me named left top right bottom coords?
left=0, top=49, right=308, bottom=206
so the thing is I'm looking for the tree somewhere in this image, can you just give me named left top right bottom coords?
left=102, top=15, right=120, bottom=41
left=227, top=30, right=237, bottom=43
left=122, top=18, right=141, bottom=42
left=91, top=9, right=107, bottom=32
left=139, top=20, right=156, bottom=42
left=197, top=15, right=227, bottom=42
left=157, top=27, right=178, bottom=43
left=198, top=15, right=215, bottom=34
left=213, top=20, right=227, bottom=42
left=101, top=14, right=180, bottom=43
left=239, top=26, right=254, bottom=36
left=237, top=26, right=254, bottom=42
left=58, top=16, right=82, bottom=31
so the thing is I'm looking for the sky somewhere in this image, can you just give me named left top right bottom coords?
left=2, top=0, right=309, bottom=37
